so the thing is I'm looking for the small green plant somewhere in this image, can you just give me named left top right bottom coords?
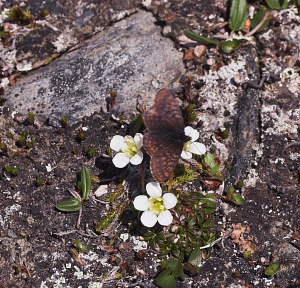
left=227, top=186, right=246, bottom=205
left=265, top=262, right=281, bottom=276
left=16, top=132, right=34, bottom=149
left=61, top=115, right=70, bottom=127
left=6, top=6, right=34, bottom=26
left=201, top=153, right=223, bottom=180
left=184, top=0, right=290, bottom=54
left=56, top=167, right=91, bottom=227
left=73, top=240, right=91, bottom=253
left=35, top=177, right=45, bottom=187
left=154, top=258, right=185, bottom=288
left=76, top=130, right=87, bottom=142
left=26, top=112, right=35, bottom=125
left=4, top=165, right=20, bottom=176
left=0, top=142, right=8, bottom=153
left=85, top=147, right=97, bottom=159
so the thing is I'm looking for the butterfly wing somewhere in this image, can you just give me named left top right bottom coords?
left=143, top=89, right=185, bottom=132
left=143, top=133, right=184, bottom=182
left=143, top=89, right=186, bottom=182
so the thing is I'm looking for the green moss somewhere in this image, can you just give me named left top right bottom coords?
left=86, top=147, right=97, bottom=159
left=4, top=165, right=20, bottom=176
left=6, top=132, right=14, bottom=139
left=6, top=7, right=34, bottom=26
left=16, top=132, right=34, bottom=148
left=95, top=210, right=118, bottom=232
left=35, top=177, right=45, bottom=187
left=16, top=132, right=28, bottom=147
left=0, top=142, right=8, bottom=153
left=26, top=112, right=35, bottom=125
left=44, top=54, right=59, bottom=65
left=185, top=104, right=198, bottom=123
left=76, top=130, right=87, bottom=142
left=61, top=115, right=70, bottom=127
left=107, top=185, right=125, bottom=202
left=39, top=9, right=50, bottom=18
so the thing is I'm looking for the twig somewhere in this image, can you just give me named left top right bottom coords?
left=76, top=207, right=82, bottom=228
left=245, top=11, right=272, bottom=37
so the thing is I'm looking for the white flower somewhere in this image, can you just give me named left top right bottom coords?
left=181, top=126, right=206, bottom=160
left=110, top=133, right=144, bottom=168
left=133, top=182, right=177, bottom=227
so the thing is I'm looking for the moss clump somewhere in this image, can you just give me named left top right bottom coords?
left=76, top=130, right=87, bottom=142
left=4, top=165, right=20, bottom=176
left=16, top=132, right=34, bottom=149
left=0, top=142, right=8, bottom=153
left=6, top=7, right=34, bottom=26
left=39, top=9, right=50, bottom=18
left=61, top=115, right=70, bottom=128
left=35, top=177, right=45, bottom=187
left=26, top=112, right=35, bottom=125
left=85, top=147, right=97, bottom=159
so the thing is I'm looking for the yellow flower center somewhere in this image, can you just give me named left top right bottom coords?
left=123, top=136, right=138, bottom=157
left=148, top=197, right=166, bottom=215
left=183, top=141, right=192, bottom=152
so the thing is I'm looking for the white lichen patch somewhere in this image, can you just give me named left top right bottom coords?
left=16, top=62, right=33, bottom=72
left=52, top=29, right=78, bottom=53
left=74, top=265, right=93, bottom=280
left=289, top=152, right=300, bottom=160
left=261, top=105, right=299, bottom=135
left=132, top=236, right=148, bottom=251
left=197, top=56, right=247, bottom=133
left=4, top=204, right=22, bottom=216
left=0, top=77, right=9, bottom=88
left=244, top=168, right=260, bottom=187
left=273, top=6, right=300, bottom=24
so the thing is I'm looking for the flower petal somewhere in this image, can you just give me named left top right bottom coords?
left=133, top=195, right=150, bottom=211
left=163, top=193, right=177, bottom=209
left=140, top=211, right=158, bottom=227
left=184, top=126, right=199, bottom=142
left=146, top=182, right=162, bottom=197
left=158, top=210, right=173, bottom=226
left=181, top=150, right=192, bottom=160
left=134, top=133, right=144, bottom=149
left=189, top=142, right=206, bottom=155
left=110, top=135, right=126, bottom=152
left=130, top=151, right=143, bottom=165
left=112, top=153, right=130, bottom=168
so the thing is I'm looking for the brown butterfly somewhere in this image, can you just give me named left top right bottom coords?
left=143, top=89, right=189, bottom=182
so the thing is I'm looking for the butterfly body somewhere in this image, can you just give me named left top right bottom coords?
left=143, top=89, right=187, bottom=182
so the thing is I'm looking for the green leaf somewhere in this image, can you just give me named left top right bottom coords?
left=73, top=240, right=91, bottom=253
left=251, top=8, right=271, bottom=32
left=184, top=30, right=219, bottom=46
left=265, top=262, right=281, bottom=276
left=188, top=247, right=203, bottom=267
left=229, top=0, right=249, bottom=31
left=127, top=114, right=144, bottom=136
left=265, top=0, right=289, bottom=9
left=199, top=198, right=217, bottom=214
left=56, top=198, right=82, bottom=212
left=154, top=270, right=177, bottom=288
left=202, top=153, right=223, bottom=180
left=297, top=0, right=300, bottom=7
left=174, top=167, right=199, bottom=184
left=227, top=186, right=246, bottom=205
left=221, top=39, right=241, bottom=54
left=79, top=167, right=91, bottom=200
left=161, top=258, right=185, bottom=279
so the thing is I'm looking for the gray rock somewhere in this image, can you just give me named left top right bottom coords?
left=4, top=10, right=184, bottom=126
